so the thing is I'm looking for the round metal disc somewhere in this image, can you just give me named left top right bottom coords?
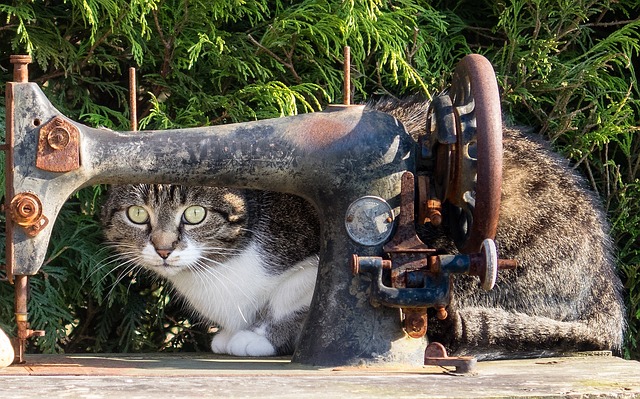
left=345, top=196, right=395, bottom=246
left=480, top=238, right=498, bottom=291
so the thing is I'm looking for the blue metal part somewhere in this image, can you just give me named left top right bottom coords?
left=354, top=253, right=474, bottom=309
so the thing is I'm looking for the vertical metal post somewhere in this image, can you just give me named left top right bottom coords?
left=6, top=55, right=45, bottom=364
left=13, top=275, right=29, bottom=363
left=4, top=55, right=31, bottom=283
left=343, top=46, right=351, bottom=105
left=129, top=67, right=137, bottom=131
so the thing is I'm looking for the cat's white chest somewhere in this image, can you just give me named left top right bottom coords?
left=166, top=243, right=311, bottom=332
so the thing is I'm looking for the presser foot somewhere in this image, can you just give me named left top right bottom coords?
left=424, top=342, right=477, bottom=374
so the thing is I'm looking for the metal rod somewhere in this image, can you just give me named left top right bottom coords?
left=343, top=46, right=351, bottom=105
left=4, top=56, right=32, bottom=283
left=13, top=275, right=28, bottom=364
left=6, top=55, right=45, bottom=364
left=5, top=56, right=32, bottom=283
left=4, top=82, right=16, bottom=285
left=129, top=67, right=138, bottom=131
left=10, top=55, right=31, bottom=83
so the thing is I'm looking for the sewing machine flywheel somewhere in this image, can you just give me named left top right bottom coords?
left=423, top=54, right=503, bottom=253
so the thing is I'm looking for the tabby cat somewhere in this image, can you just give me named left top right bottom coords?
left=101, top=185, right=319, bottom=356
left=373, top=97, right=625, bottom=359
left=101, top=97, right=625, bottom=359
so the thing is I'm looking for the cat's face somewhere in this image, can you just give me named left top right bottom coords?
left=102, top=184, right=249, bottom=278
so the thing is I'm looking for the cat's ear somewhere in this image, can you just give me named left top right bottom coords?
left=222, top=192, right=246, bottom=223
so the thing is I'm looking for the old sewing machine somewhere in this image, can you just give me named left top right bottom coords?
left=2, top=52, right=513, bottom=371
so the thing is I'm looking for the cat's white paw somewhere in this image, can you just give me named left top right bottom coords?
left=210, top=330, right=233, bottom=354
left=227, top=330, right=276, bottom=357
left=211, top=329, right=276, bottom=356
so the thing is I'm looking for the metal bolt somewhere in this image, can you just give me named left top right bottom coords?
left=436, top=306, right=448, bottom=320
left=10, top=193, right=43, bottom=227
left=427, top=199, right=442, bottom=226
left=403, top=310, right=427, bottom=338
left=47, top=127, right=71, bottom=150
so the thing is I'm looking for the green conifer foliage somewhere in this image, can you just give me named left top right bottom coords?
left=0, top=0, right=638, bottom=358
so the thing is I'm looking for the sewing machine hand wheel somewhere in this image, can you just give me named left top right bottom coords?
left=425, top=54, right=503, bottom=253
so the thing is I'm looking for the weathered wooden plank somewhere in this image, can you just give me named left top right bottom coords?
left=1, top=353, right=639, bottom=398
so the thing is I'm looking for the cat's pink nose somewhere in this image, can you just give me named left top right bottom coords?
left=156, top=249, right=172, bottom=259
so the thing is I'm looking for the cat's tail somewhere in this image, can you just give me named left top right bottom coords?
left=438, top=306, right=625, bottom=360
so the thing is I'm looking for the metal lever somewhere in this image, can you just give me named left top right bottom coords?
left=352, top=241, right=502, bottom=330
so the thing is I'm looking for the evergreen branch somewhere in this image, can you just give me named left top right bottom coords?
left=139, top=10, right=175, bottom=121
left=584, top=18, right=640, bottom=28
left=152, top=8, right=172, bottom=79
left=33, top=7, right=129, bottom=85
left=65, top=299, right=98, bottom=352
left=141, top=2, right=191, bottom=121
left=247, top=33, right=301, bottom=83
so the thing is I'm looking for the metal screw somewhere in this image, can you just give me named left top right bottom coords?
left=436, top=306, right=448, bottom=320
left=10, top=193, right=43, bottom=227
left=47, top=127, right=71, bottom=150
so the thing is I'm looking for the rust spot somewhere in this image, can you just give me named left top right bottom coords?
left=36, top=116, right=81, bottom=172
left=291, top=105, right=363, bottom=151
left=403, top=309, right=427, bottom=338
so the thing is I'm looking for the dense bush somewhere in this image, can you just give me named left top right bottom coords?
left=0, top=0, right=638, bottom=358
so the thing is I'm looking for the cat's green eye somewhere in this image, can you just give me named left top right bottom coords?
left=127, top=206, right=149, bottom=224
left=183, top=205, right=206, bottom=224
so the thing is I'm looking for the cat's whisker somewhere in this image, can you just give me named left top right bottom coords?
left=82, top=248, right=131, bottom=281
left=82, top=254, right=137, bottom=296
left=107, top=261, right=144, bottom=299
left=189, top=260, right=245, bottom=294
left=87, top=249, right=138, bottom=280
left=237, top=304, right=249, bottom=324
left=198, top=246, right=245, bottom=254
left=92, top=248, right=146, bottom=295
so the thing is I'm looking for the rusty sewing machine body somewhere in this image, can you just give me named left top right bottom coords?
left=2, top=52, right=514, bottom=371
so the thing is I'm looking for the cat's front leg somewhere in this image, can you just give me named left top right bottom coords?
left=211, top=329, right=276, bottom=357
